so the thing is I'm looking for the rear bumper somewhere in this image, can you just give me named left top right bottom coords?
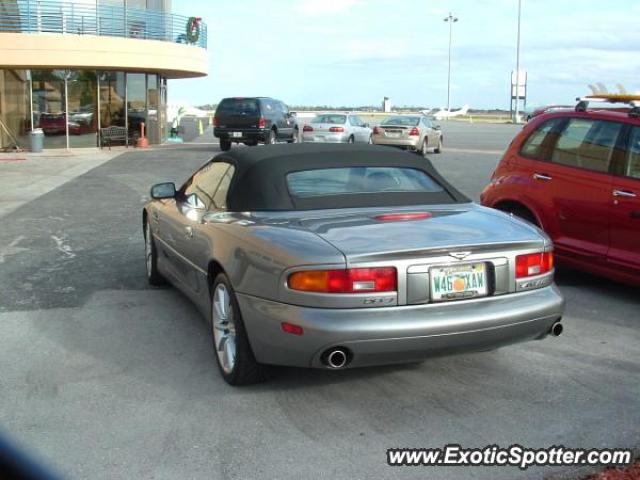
left=214, top=127, right=269, bottom=142
left=301, top=132, right=349, bottom=143
left=371, top=136, right=420, bottom=149
left=237, top=285, right=565, bottom=368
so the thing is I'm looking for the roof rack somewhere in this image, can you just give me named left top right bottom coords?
left=575, top=94, right=640, bottom=117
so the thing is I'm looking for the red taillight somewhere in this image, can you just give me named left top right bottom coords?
left=374, top=212, right=432, bottom=222
left=515, top=252, right=554, bottom=278
left=213, top=116, right=220, bottom=127
left=373, top=126, right=381, bottom=134
left=281, top=322, right=304, bottom=336
left=409, top=127, right=420, bottom=136
left=288, top=267, right=397, bottom=293
left=303, top=125, right=314, bottom=132
left=258, top=117, right=266, bottom=128
left=329, top=126, right=345, bottom=133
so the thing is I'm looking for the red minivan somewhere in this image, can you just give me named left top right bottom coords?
left=481, top=104, right=640, bottom=286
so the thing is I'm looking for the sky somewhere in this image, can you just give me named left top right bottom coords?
left=169, top=0, right=640, bottom=110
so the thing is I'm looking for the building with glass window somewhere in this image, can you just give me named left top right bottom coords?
left=0, top=0, right=207, bottom=150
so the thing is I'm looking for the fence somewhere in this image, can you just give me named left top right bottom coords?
left=0, top=0, right=207, bottom=49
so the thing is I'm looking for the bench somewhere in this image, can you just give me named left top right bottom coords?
left=100, top=126, right=135, bottom=150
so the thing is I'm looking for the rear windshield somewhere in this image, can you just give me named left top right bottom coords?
left=382, top=116, right=420, bottom=126
left=312, top=114, right=346, bottom=124
left=287, top=167, right=444, bottom=198
left=216, top=98, right=259, bottom=115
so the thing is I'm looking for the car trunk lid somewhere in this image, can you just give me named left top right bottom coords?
left=283, top=205, right=543, bottom=263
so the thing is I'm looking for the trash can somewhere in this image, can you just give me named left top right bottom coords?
left=30, top=129, right=44, bottom=153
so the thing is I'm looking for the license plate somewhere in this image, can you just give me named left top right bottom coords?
left=315, top=136, right=325, bottom=142
left=386, top=132, right=400, bottom=138
left=430, top=263, right=488, bottom=302
left=231, top=132, right=242, bottom=138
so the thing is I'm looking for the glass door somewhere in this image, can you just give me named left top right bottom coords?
left=67, top=71, right=98, bottom=148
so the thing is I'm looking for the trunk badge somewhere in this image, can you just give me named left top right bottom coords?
left=449, top=251, right=472, bottom=260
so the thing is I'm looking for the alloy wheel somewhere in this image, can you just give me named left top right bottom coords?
left=145, top=223, right=153, bottom=278
left=212, top=284, right=237, bottom=374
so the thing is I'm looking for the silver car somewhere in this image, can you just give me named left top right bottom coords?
left=302, top=113, right=372, bottom=144
left=372, top=115, right=443, bottom=155
left=143, top=144, right=564, bottom=385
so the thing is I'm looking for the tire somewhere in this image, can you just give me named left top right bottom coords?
left=219, top=138, right=231, bottom=151
left=266, top=129, right=277, bottom=145
left=287, top=128, right=299, bottom=143
left=434, top=135, right=443, bottom=154
left=347, top=135, right=355, bottom=144
left=420, top=138, right=429, bottom=157
left=144, top=219, right=165, bottom=286
left=210, top=273, right=270, bottom=385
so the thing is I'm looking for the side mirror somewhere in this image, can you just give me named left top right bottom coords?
left=150, top=182, right=176, bottom=199
left=434, top=125, right=441, bottom=130
left=363, top=123, right=370, bottom=128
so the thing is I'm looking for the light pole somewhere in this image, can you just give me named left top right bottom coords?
left=514, top=0, right=522, bottom=123
left=444, top=12, right=458, bottom=112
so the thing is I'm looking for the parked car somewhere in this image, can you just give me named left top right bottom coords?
left=481, top=99, right=640, bottom=285
left=372, top=115, right=443, bottom=156
left=38, top=113, right=82, bottom=136
left=301, top=113, right=372, bottom=144
left=143, top=144, right=564, bottom=385
left=213, top=97, right=298, bottom=151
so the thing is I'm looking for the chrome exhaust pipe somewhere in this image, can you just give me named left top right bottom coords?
left=322, top=348, right=350, bottom=369
left=550, top=321, right=563, bottom=337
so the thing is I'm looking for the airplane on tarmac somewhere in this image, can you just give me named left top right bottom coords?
left=422, top=105, right=470, bottom=120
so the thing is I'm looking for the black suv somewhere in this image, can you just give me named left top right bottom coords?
left=213, top=97, right=299, bottom=151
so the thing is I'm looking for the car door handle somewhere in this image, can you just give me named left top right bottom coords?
left=185, top=226, right=194, bottom=238
left=533, top=173, right=552, bottom=181
left=613, top=189, right=637, bottom=198
left=533, top=173, right=552, bottom=182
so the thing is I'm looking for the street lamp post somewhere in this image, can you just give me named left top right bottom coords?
left=444, top=12, right=458, bottom=113
left=514, top=0, right=522, bottom=123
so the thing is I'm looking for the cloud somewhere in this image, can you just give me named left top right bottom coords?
left=294, top=0, right=361, bottom=15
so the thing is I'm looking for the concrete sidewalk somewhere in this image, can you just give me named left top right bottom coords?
left=0, top=148, right=123, bottom=218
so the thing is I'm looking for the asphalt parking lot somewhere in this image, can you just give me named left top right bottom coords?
left=0, top=123, right=638, bottom=480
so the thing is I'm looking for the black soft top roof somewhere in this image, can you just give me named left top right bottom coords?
left=213, top=144, right=470, bottom=211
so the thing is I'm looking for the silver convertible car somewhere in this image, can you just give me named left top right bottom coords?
left=143, top=144, right=564, bottom=385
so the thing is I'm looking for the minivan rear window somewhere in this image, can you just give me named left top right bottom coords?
left=216, top=98, right=259, bottom=115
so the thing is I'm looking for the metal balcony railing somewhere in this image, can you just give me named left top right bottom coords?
left=0, top=0, right=207, bottom=49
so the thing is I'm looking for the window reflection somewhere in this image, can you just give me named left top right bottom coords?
left=127, top=73, right=147, bottom=142
left=0, top=69, right=31, bottom=150
left=32, top=70, right=67, bottom=149
left=68, top=71, right=98, bottom=148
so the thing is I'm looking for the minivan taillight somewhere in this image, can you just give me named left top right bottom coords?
left=515, top=252, right=554, bottom=278
left=409, top=127, right=420, bottom=136
left=288, top=267, right=397, bottom=293
left=258, top=117, right=266, bottom=129
left=303, top=125, right=314, bottom=132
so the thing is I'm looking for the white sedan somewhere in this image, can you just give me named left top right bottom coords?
left=302, top=113, right=373, bottom=144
